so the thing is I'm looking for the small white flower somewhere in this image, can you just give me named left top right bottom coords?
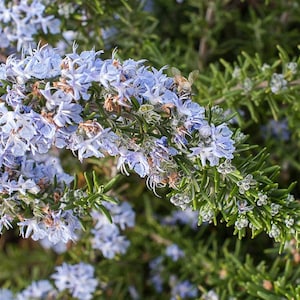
left=237, top=174, right=256, bottom=194
left=217, top=159, right=236, bottom=174
left=285, top=216, right=294, bottom=228
left=270, top=203, right=281, bottom=216
left=286, top=62, right=297, bottom=74
left=170, top=193, right=192, bottom=210
left=203, top=290, right=219, bottom=300
left=269, top=224, right=280, bottom=239
left=286, top=194, right=295, bottom=203
left=199, top=206, right=214, bottom=223
left=232, top=67, right=241, bottom=79
left=270, top=73, right=287, bottom=94
left=257, top=192, right=268, bottom=206
left=235, top=216, right=249, bottom=230
left=261, top=63, right=270, bottom=72
left=243, top=77, right=253, bottom=93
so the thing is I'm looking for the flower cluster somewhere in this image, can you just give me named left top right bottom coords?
left=0, top=262, right=97, bottom=300
left=16, top=280, right=55, bottom=300
left=0, top=42, right=236, bottom=243
left=165, top=244, right=185, bottom=261
left=261, top=119, right=290, bottom=141
left=237, top=174, right=256, bottom=194
left=1, top=42, right=234, bottom=184
left=0, top=0, right=60, bottom=51
left=52, top=262, right=98, bottom=300
left=161, top=207, right=199, bottom=229
left=149, top=251, right=198, bottom=300
left=90, top=201, right=135, bottom=259
left=169, top=276, right=198, bottom=300
left=17, top=209, right=81, bottom=244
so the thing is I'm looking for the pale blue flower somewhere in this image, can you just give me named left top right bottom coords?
left=151, top=136, right=178, bottom=163
left=91, top=223, right=130, bottom=259
left=91, top=202, right=133, bottom=259
left=39, top=237, right=68, bottom=254
left=99, top=59, right=122, bottom=89
left=18, top=218, right=47, bottom=240
left=44, top=210, right=81, bottom=244
left=70, top=126, right=119, bottom=162
left=0, top=30, right=10, bottom=48
left=0, top=0, right=61, bottom=51
left=162, top=208, right=199, bottom=229
left=0, top=288, right=15, bottom=300
left=149, top=256, right=164, bottom=272
left=22, top=44, right=62, bottom=79
left=188, top=123, right=235, bottom=167
left=102, top=201, right=135, bottom=230
left=20, top=154, right=74, bottom=187
left=52, top=262, right=98, bottom=300
left=41, top=84, right=74, bottom=110
left=213, top=124, right=235, bottom=159
left=53, top=102, right=83, bottom=127
left=261, top=119, right=290, bottom=141
left=17, top=280, right=56, bottom=300
left=128, top=285, right=140, bottom=300
left=117, top=148, right=150, bottom=178
left=17, top=195, right=79, bottom=244
left=169, top=276, right=198, bottom=300
left=0, top=214, right=13, bottom=234
left=165, top=244, right=185, bottom=261
left=149, top=256, right=164, bottom=293
left=150, top=273, right=164, bottom=293
left=3, top=175, right=39, bottom=195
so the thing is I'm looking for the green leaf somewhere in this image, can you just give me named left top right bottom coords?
left=98, top=204, right=113, bottom=223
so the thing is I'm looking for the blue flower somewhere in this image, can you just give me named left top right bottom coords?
left=161, top=208, right=199, bottom=229
left=0, top=1, right=61, bottom=51
left=51, top=262, right=98, bottom=300
left=4, top=175, right=40, bottom=195
left=0, top=288, right=15, bottom=300
left=0, top=214, right=13, bottom=234
left=41, top=84, right=73, bottom=109
left=91, top=204, right=133, bottom=259
left=23, top=44, right=62, bottom=79
left=21, top=154, right=74, bottom=187
left=99, top=59, right=122, bottom=89
left=70, top=124, right=119, bottom=162
left=169, top=276, right=198, bottom=300
left=150, top=273, right=164, bottom=293
left=117, top=148, right=150, bottom=178
left=18, top=218, right=47, bottom=241
left=165, top=244, right=185, bottom=261
left=149, top=256, right=164, bottom=293
left=44, top=210, right=81, bottom=244
left=53, top=102, right=83, bottom=127
left=261, top=119, right=290, bottom=141
left=17, top=280, right=55, bottom=300
left=148, top=136, right=177, bottom=171
left=17, top=209, right=80, bottom=244
left=188, top=123, right=235, bottom=166
left=91, top=223, right=130, bottom=259
left=102, top=201, right=135, bottom=230
left=39, top=237, right=69, bottom=254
